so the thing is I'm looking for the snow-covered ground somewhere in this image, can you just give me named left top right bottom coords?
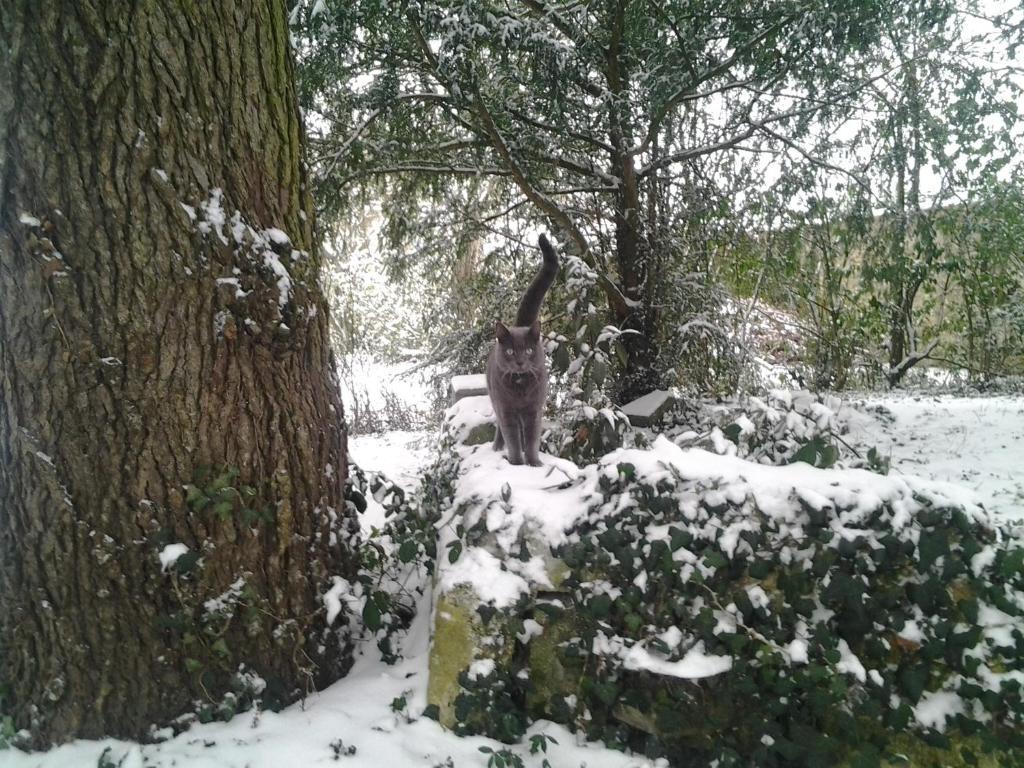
left=8, top=431, right=664, bottom=768
left=9, top=389, right=1022, bottom=767
left=348, top=431, right=436, bottom=534
left=340, top=358, right=441, bottom=435
left=10, top=591, right=661, bottom=768
left=13, top=589, right=662, bottom=768
left=842, top=392, right=1024, bottom=521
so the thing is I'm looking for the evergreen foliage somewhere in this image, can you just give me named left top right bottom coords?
left=292, top=0, right=927, bottom=398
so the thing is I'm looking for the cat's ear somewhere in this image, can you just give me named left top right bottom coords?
left=528, top=319, right=541, bottom=340
left=495, top=321, right=511, bottom=343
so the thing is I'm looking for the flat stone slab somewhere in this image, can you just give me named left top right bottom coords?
left=620, top=389, right=675, bottom=427
left=450, top=373, right=488, bottom=404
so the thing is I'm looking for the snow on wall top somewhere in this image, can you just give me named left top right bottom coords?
left=619, top=388, right=674, bottom=420
left=450, top=374, right=487, bottom=393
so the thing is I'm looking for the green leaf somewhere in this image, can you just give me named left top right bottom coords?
left=175, top=551, right=201, bottom=574
left=703, top=550, right=728, bottom=569
left=959, top=598, right=979, bottom=624
left=210, top=468, right=239, bottom=492
left=917, top=529, right=949, bottom=571
left=897, top=663, right=929, bottom=703
left=592, top=681, right=619, bottom=706
left=999, top=547, right=1024, bottom=579
left=552, top=344, right=570, bottom=373
left=212, top=500, right=234, bottom=520
left=819, top=444, right=838, bottom=468
left=398, top=538, right=418, bottom=563
left=349, top=490, right=367, bottom=513
left=447, top=540, right=463, bottom=564
left=362, top=598, right=382, bottom=632
left=185, top=484, right=206, bottom=506
left=587, top=593, right=612, bottom=619
left=614, top=340, right=628, bottom=367
left=791, top=439, right=822, bottom=466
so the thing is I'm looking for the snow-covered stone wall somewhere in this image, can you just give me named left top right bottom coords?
left=427, top=393, right=1024, bottom=765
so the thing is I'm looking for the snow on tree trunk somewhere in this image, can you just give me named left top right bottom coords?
left=0, top=1, right=356, bottom=747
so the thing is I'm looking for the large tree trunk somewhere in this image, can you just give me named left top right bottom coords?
left=0, top=0, right=356, bottom=748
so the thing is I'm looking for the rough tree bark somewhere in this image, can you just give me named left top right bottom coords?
left=606, top=0, right=661, bottom=404
left=0, top=0, right=356, bottom=748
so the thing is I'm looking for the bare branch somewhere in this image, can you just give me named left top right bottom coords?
left=469, top=85, right=631, bottom=317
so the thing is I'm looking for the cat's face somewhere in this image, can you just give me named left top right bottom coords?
left=494, top=320, right=542, bottom=373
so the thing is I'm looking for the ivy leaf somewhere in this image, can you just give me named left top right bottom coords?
left=362, top=598, right=382, bottom=632
left=398, top=538, right=418, bottom=563
left=348, top=490, right=368, bottom=513
left=959, top=597, right=979, bottom=624
left=999, top=548, right=1024, bottom=579
left=447, top=540, right=463, bottom=564
left=210, top=468, right=239, bottom=492
left=819, top=444, right=838, bottom=468
left=614, top=340, right=628, bottom=367
left=723, top=423, right=743, bottom=445
left=175, top=551, right=201, bottom=574
left=184, top=484, right=206, bottom=506
left=212, top=500, right=234, bottom=520
left=897, top=663, right=929, bottom=703
left=552, top=344, right=570, bottom=372
left=791, top=439, right=822, bottom=466
left=917, top=529, right=949, bottom=571
left=703, top=550, right=728, bottom=569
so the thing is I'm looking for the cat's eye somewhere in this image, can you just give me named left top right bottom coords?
left=505, top=348, right=514, bottom=356
left=526, top=348, right=534, bottom=355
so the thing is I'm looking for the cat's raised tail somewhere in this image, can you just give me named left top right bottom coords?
left=514, top=234, right=560, bottom=326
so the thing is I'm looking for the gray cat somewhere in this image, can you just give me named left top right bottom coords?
left=486, top=234, right=559, bottom=466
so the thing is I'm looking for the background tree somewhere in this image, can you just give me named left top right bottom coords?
left=944, top=176, right=1024, bottom=378
left=0, top=0, right=356, bottom=747
left=725, top=0, right=1023, bottom=390
left=295, top=0, right=896, bottom=402
left=853, top=0, right=1021, bottom=385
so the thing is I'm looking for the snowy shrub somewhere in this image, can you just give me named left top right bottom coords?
left=544, top=320, right=641, bottom=464
left=346, top=458, right=450, bottom=662
left=541, top=392, right=635, bottom=466
left=428, top=392, right=1023, bottom=766
left=655, top=268, right=744, bottom=396
left=452, top=661, right=530, bottom=743
left=663, top=389, right=848, bottom=468
left=532, top=443, right=1024, bottom=766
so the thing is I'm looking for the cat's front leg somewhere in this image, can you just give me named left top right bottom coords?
left=502, top=416, right=525, bottom=465
left=490, top=396, right=506, bottom=452
left=523, top=410, right=543, bottom=467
